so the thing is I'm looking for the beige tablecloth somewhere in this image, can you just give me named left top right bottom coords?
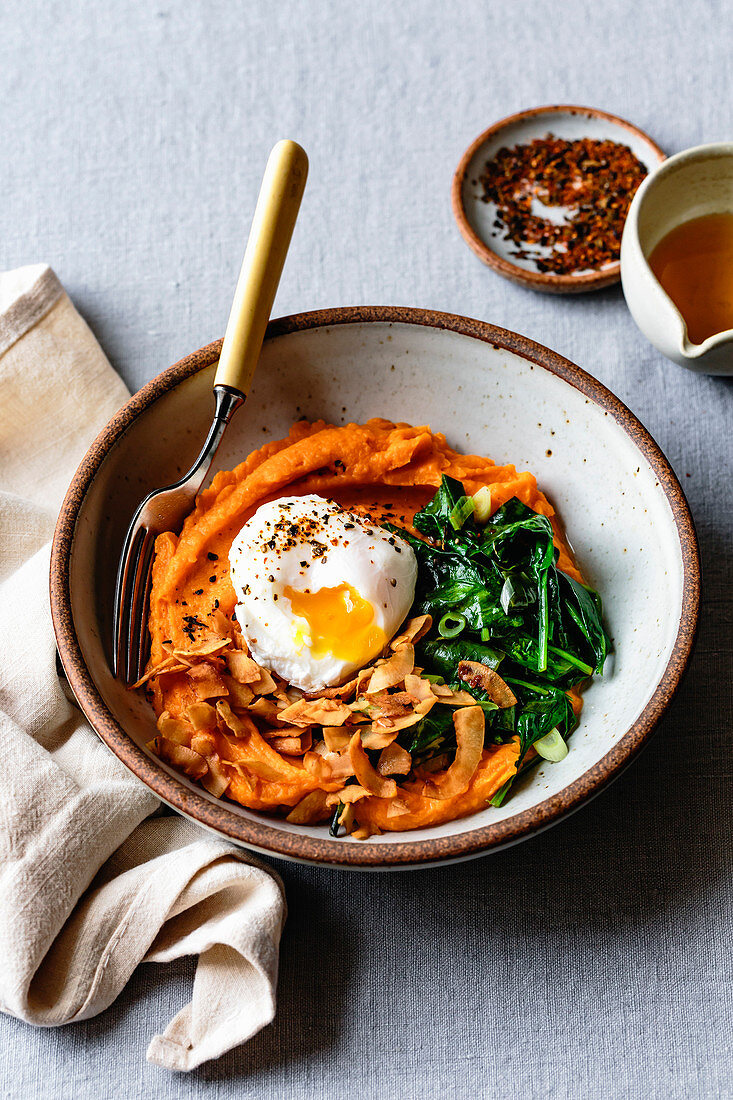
left=0, top=264, right=286, bottom=1072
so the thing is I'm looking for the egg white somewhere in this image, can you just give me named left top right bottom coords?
left=228, top=494, right=417, bottom=691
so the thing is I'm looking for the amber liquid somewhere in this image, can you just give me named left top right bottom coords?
left=648, top=212, right=733, bottom=344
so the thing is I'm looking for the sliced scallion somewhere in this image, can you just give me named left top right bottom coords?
left=534, top=727, right=568, bottom=762
left=489, top=778, right=513, bottom=807
left=472, top=485, right=493, bottom=524
left=480, top=627, right=491, bottom=642
left=448, top=495, right=475, bottom=530
left=500, top=575, right=515, bottom=615
left=438, top=612, right=467, bottom=638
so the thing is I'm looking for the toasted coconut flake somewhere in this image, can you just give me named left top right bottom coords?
left=246, top=697, right=282, bottom=723
left=186, top=701, right=217, bottom=730
left=270, top=730, right=312, bottom=756
left=337, top=803, right=355, bottom=832
left=132, top=655, right=187, bottom=689
left=222, top=675, right=255, bottom=708
left=438, top=688, right=483, bottom=707
left=355, top=666, right=374, bottom=693
left=361, top=696, right=435, bottom=743
left=366, top=690, right=414, bottom=718
left=187, top=661, right=228, bottom=700
left=219, top=761, right=254, bottom=793
left=424, top=705, right=485, bottom=800
left=156, top=712, right=191, bottom=745
left=350, top=824, right=380, bottom=840
left=348, top=697, right=372, bottom=715
left=225, top=650, right=263, bottom=684
left=260, top=723, right=306, bottom=739
left=322, top=726, right=351, bottom=752
left=314, top=742, right=355, bottom=777
left=190, top=731, right=217, bottom=756
left=306, top=676, right=359, bottom=701
left=303, top=750, right=333, bottom=780
left=375, top=711, right=422, bottom=733
left=359, top=726, right=400, bottom=750
left=348, top=732, right=397, bottom=798
left=457, top=661, right=517, bottom=707
left=366, top=644, right=414, bottom=694
left=327, top=754, right=356, bottom=780
left=390, top=614, right=432, bottom=650
left=347, top=710, right=370, bottom=725
left=285, top=789, right=331, bottom=824
left=226, top=755, right=287, bottom=781
left=277, top=697, right=352, bottom=728
left=325, top=785, right=371, bottom=806
left=404, top=674, right=434, bottom=702
left=157, top=736, right=208, bottom=779
left=216, top=700, right=258, bottom=738
left=250, top=666, right=277, bottom=695
left=173, top=637, right=229, bottom=659
left=377, top=742, right=412, bottom=776
left=385, top=797, right=411, bottom=818
left=304, top=747, right=355, bottom=780
left=430, top=682, right=454, bottom=698
left=201, top=755, right=230, bottom=797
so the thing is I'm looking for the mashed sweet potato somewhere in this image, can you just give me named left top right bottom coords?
left=143, top=419, right=582, bottom=834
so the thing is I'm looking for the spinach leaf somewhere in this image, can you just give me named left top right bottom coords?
left=388, top=476, right=610, bottom=807
left=413, top=475, right=465, bottom=543
left=403, top=706, right=455, bottom=756
left=557, top=572, right=611, bottom=674
left=420, top=638, right=504, bottom=680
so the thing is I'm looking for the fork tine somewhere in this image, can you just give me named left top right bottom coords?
left=128, top=532, right=156, bottom=684
left=113, top=523, right=143, bottom=680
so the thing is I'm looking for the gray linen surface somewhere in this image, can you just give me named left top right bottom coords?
left=0, top=0, right=730, bottom=1097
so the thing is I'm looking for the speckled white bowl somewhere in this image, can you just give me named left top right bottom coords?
left=51, top=308, right=699, bottom=869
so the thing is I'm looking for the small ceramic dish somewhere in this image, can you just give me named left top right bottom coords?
left=621, top=142, right=733, bottom=376
left=50, top=308, right=699, bottom=870
left=452, top=105, right=665, bottom=294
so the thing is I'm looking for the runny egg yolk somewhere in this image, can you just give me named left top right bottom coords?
left=284, top=583, right=387, bottom=665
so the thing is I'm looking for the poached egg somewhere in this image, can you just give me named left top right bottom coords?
left=228, top=495, right=417, bottom=692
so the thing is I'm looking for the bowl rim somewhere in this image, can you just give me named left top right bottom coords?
left=50, top=305, right=700, bottom=869
left=451, top=104, right=666, bottom=294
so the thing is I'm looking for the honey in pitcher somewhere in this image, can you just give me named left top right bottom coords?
left=649, top=212, right=733, bottom=344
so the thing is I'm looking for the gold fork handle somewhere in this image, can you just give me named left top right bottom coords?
left=214, top=139, right=308, bottom=395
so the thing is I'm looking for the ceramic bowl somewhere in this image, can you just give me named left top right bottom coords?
left=452, top=105, right=665, bottom=293
left=620, top=142, right=733, bottom=375
left=50, top=308, right=699, bottom=869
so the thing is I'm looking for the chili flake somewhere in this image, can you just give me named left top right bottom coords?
left=477, top=134, right=648, bottom=275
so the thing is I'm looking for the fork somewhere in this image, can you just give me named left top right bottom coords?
left=113, top=139, right=308, bottom=683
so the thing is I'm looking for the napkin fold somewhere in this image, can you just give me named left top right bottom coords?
left=0, top=265, right=286, bottom=1072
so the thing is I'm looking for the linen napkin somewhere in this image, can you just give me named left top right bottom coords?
left=0, top=264, right=286, bottom=1072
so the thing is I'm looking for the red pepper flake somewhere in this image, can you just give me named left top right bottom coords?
left=477, top=134, right=648, bottom=275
